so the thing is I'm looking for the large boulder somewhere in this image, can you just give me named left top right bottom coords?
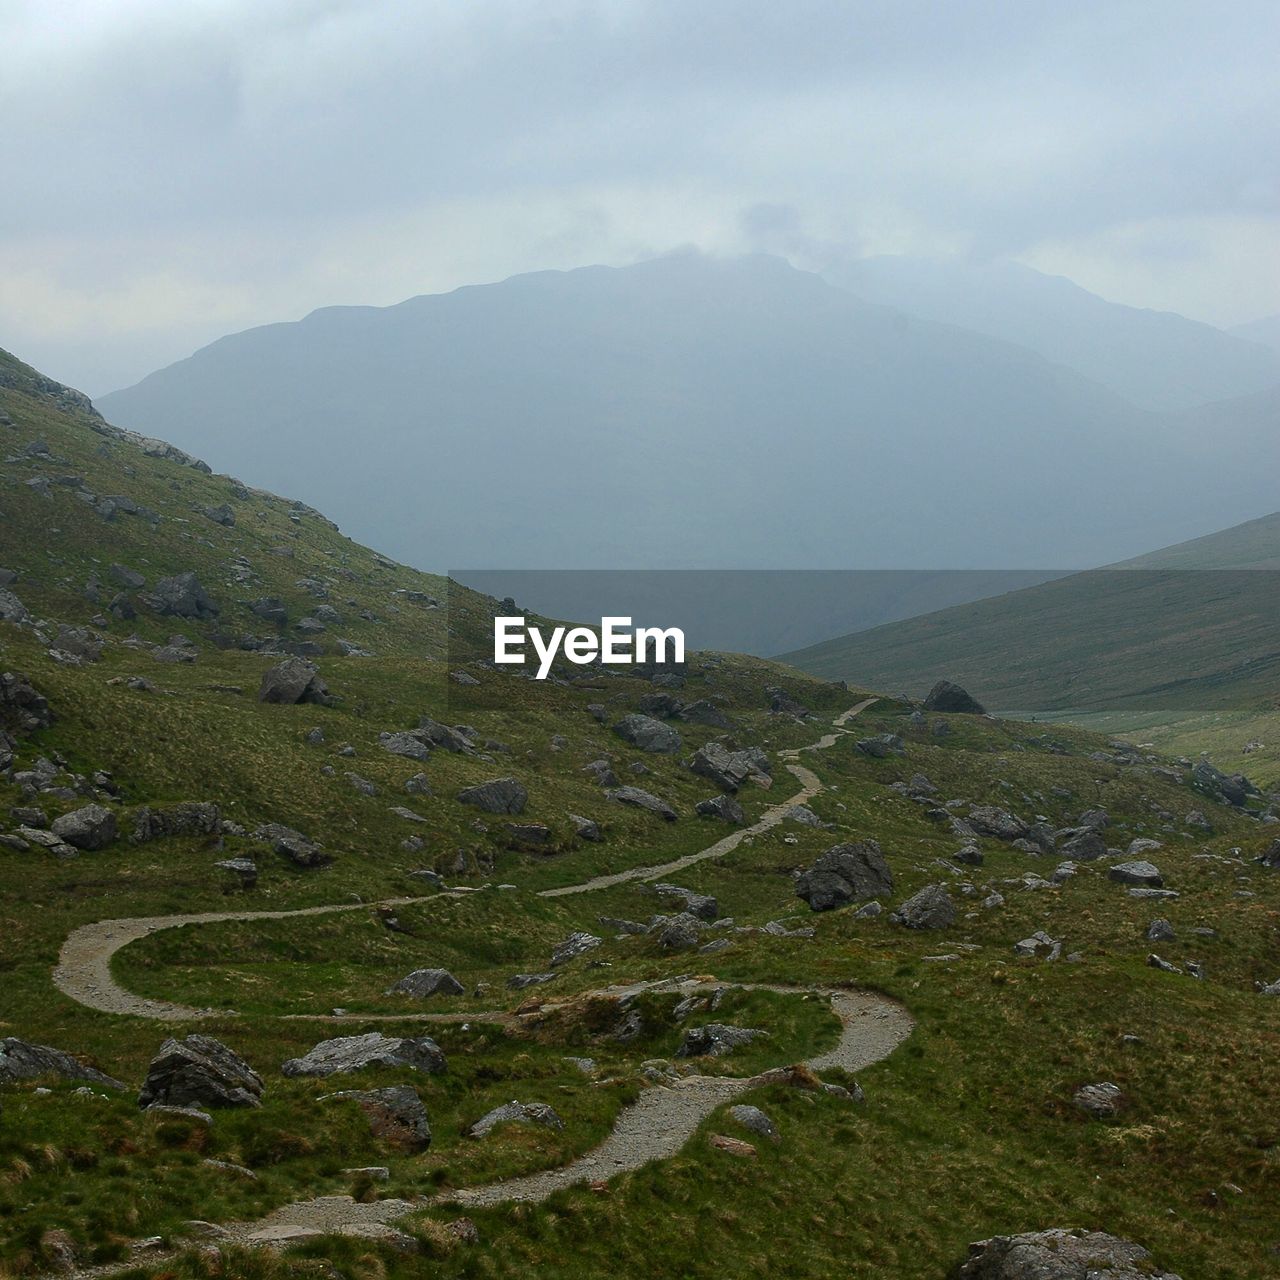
left=50, top=804, right=117, bottom=851
left=138, top=1035, right=263, bottom=1109
left=689, top=742, right=770, bottom=793
left=385, top=968, right=464, bottom=999
left=605, top=786, right=678, bottom=820
left=795, top=841, right=894, bottom=912
left=613, top=714, right=682, bottom=754
left=327, top=1084, right=431, bottom=1151
left=1109, top=860, right=1163, bottom=887
left=855, top=733, right=905, bottom=758
left=0, top=1038, right=124, bottom=1089
left=416, top=717, right=474, bottom=753
left=1056, top=826, right=1107, bottom=860
left=955, top=1227, right=1180, bottom=1279
left=281, top=1032, right=447, bottom=1078
left=152, top=572, right=218, bottom=620
left=380, top=731, right=432, bottom=762
left=695, top=793, right=745, bottom=824
left=652, top=884, right=718, bottom=921
left=130, top=802, right=220, bottom=844
left=258, top=657, right=332, bottom=706
left=966, top=806, right=1029, bottom=841
left=550, top=931, right=602, bottom=967
left=253, top=822, right=331, bottom=868
left=457, top=777, right=527, bottom=815
left=890, top=883, right=956, bottom=930
left=0, top=588, right=29, bottom=623
left=923, top=680, right=985, bottom=714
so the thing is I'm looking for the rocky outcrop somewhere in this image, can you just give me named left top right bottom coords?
left=613, top=714, right=682, bottom=754
left=258, top=657, right=332, bottom=705
left=253, top=822, right=331, bottom=868
left=457, top=777, right=528, bottom=815
left=550, top=931, right=602, bottom=967
left=605, top=786, right=678, bottom=820
left=151, top=572, right=218, bottom=620
left=689, top=743, right=770, bottom=793
left=385, top=969, right=464, bottom=999
left=676, top=1024, right=768, bottom=1058
left=954, top=1227, right=1179, bottom=1279
left=695, top=793, right=745, bottom=823
left=922, top=680, right=985, bottom=714
left=138, top=1035, right=263, bottom=1109
left=130, top=802, right=220, bottom=844
left=0, top=1038, right=124, bottom=1089
left=795, top=841, right=894, bottom=911
left=890, top=883, right=955, bottom=930
left=281, top=1032, right=447, bottom=1078
left=0, top=671, right=53, bottom=734
left=50, top=804, right=117, bottom=851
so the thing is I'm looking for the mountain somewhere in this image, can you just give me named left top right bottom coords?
left=782, top=510, right=1280, bottom=719
left=99, top=254, right=1277, bottom=589
left=4, top=349, right=1280, bottom=1278
left=1231, top=313, right=1280, bottom=356
left=827, top=255, right=1280, bottom=412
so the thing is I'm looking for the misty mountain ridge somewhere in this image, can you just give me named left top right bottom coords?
left=99, top=252, right=1277, bottom=584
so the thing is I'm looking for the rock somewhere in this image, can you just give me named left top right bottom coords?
left=0, top=1038, right=124, bottom=1089
left=1127, top=837, right=1163, bottom=855
left=152, top=572, right=218, bottom=620
left=131, top=802, right=220, bottom=843
left=1109, top=860, right=1163, bottom=887
left=569, top=813, right=602, bottom=841
left=922, top=680, right=985, bottom=714
left=583, top=759, right=619, bottom=787
left=250, top=596, right=289, bottom=625
left=1146, top=918, right=1175, bottom=942
left=507, top=972, right=558, bottom=990
left=676, top=1024, right=767, bottom=1058
left=795, top=840, right=894, bottom=911
left=1014, top=931, right=1061, bottom=961
left=0, top=588, right=29, bottom=623
left=650, top=912, right=703, bottom=950
left=855, top=900, right=883, bottom=919
left=1073, top=1081, right=1124, bottom=1118
left=258, top=657, right=332, bottom=705
left=464, top=1099, right=564, bottom=1138
left=415, top=717, right=474, bottom=753
left=967, top=806, right=1029, bottom=840
left=281, top=1032, right=446, bottom=1078
left=613, top=713, right=682, bottom=754
left=652, top=883, right=719, bottom=921
left=215, top=857, right=258, bottom=887
left=678, top=699, right=732, bottom=728
left=728, top=1103, right=778, bottom=1141
left=49, top=804, right=117, bottom=851
left=385, top=969, right=464, bottom=999
left=551, top=931, right=602, bottom=966
left=202, top=503, right=235, bottom=527
left=708, top=1133, right=757, bottom=1157
left=855, top=733, right=905, bottom=758
left=1147, top=953, right=1182, bottom=974
left=39, top=1229, right=77, bottom=1275
left=138, top=1035, right=263, bottom=1109
left=380, top=731, right=432, bottom=761
left=695, top=793, right=745, bottom=823
left=783, top=804, right=829, bottom=829
left=253, top=822, right=331, bottom=868
left=954, top=844, right=983, bottom=866
left=955, top=1227, right=1179, bottom=1279
left=328, top=1084, right=431, bottom=1150
left=505, top=821, right=553, bottom=846
left=1056, top=826, right=1107, bottom=860
left=605, top=785, right=678, bottom=820
left=0, top=671, right=53, bottom=733
left=457, top=777, right=528, bottom=815
left=407, top=867, right=444, bottom=889
left=143, top=1104, right=213, bottom=1125
left=1256, top=838, right=1280, bottom=869
left=689, top=742, right=770, bottom=792
left=890, top=883, right=956, bottom=930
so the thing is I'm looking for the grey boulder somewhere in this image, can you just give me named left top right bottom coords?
left=0, top=1038, right=124, bottom=1089
left=795, top=841, right=894, bottom=912
left=281, top=1032, right=446, bottom=1078
left=385, top=969, right=464, bottom=999
left=605, top=786, right=678, bottom=821
left=457, top=777, right=527, bottom=815
left=922, top=681, right=986, bottom=714
left=258, top=657, right=332, bottom=706
left=464, top=1099, right=564, bottom=1138
left=613, top=714, right=682, bottom=754
left=955, top=1227, right=1179, bottom=1279
left=328, top=1084, right=431, bottom=1151
left=138, top=1035, right=264, bottom=1109
left=890, top=883, right=956, bottom=930
left=1109, top=860, right=1163, bottom=887
left=676, top=1024, right=768, bottom=1058
left=50, top=804, right=117, bottom=851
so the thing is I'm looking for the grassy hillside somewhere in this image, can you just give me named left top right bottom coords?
left=3, top=351, right=1280, bottom=1280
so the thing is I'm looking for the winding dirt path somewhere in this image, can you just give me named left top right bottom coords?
left=49, top=697, right=907, bottom=1259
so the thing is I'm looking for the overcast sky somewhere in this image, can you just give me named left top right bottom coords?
left=3, top=0, right=1278, bottom=395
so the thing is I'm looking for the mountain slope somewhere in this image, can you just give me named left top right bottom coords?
left=782, top=510, right=1280, bottom=722
left=1231, top=313, right=1280, bottom=355
left=827, top=255, right=1280, bottom=411
left=98, top=255, right=1277, bottom=582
